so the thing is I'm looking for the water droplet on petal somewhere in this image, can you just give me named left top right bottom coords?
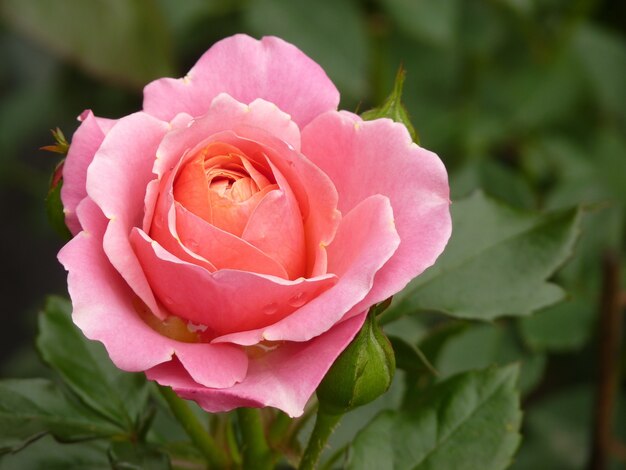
left=262, top=302, right=279, bottom=315
left=187, top=321, right=208, bottom=333
left=163, top=296, right=174, bottom=306
left=288, top=291, right=307, bottom=308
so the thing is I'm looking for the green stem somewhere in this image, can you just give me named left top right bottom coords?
left=236, top=407, right=273, bottom=469
left=268, top=410, right=292, bottom=446
left=289, top=401, right=318, bottom=445
left=226, top=414, right=242, bottom=466
left=158, top=386, right=229, bottom=468
left=298, top=409, right=344, bottom=470
left=321, top=443, right=348, bottom=470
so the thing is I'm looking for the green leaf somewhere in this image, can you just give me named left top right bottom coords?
left=507, top=47, right=585, bottom=133
left=518, top=296, right=596, bottom=353
left=243, top=0, right=368, bottom=101
left=387, top=335, right=436, bottom=376
left=0, top=379, right=121, bottom=453
left=379, top=0, right=460, bottom=47
left=451, top=160, right=536, bottom=209
left=574, top=25, right=626, bottom=121
left=435, top=323, right=546, bottom=395
left=0, top=436, right=110, bottom=470
left=36, top=297, right=150, bottom=432
left=361, top=68, right=418, bottom=143
left=592, top=130, right=626, bottom=204
left=108, top=441, right=171, bottom=470
left=346, top=365, right=522, bottom=470
left=0, top=0, right=175, bottom=88
left=385, top=191, right=582, bottom=322
left=511, top=386, right=593, bottom=470
left=417, top=322, right=469, bottom=365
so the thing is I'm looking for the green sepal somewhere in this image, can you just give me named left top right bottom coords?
left=361, top=67, right=418, bottom=143
left=41, top=127, right=70, bottom=155
left=46, top=160, right=72, bottom=240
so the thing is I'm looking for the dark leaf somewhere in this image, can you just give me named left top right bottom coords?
left=37, top=297, right=151, bottom=432
left=0, top=379, right=121, bottom=453
left=347, top=365, right=522, bottom=470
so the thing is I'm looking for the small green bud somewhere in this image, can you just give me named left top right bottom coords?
left=316, top=309, right=396, bottom=415
left=361, top=67, right=419, bottom=144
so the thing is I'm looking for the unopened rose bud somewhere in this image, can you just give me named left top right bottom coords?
left=46, top=160, right=71, bottom=240
left=316, top=309, right=396, bottom=415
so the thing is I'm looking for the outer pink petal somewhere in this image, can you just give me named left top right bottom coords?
left=58, top=198, right=247, bottom=388
left=215, top=195, right=399, bottom=345
left=141, top=112, right=195, bottom=235
left=146, top=312, right=366, bottom=417
left=61, top=110, right=115, bottom=234
left=86, top=112, right=169, bottom=318
left=301, top=112, right=452, bottom=309
left=131, top=228, right=337, bottom=337
left=143, top=35, right=339, bottom=128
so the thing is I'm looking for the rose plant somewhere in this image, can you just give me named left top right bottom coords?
left=57, top=34, right=451, bottom=419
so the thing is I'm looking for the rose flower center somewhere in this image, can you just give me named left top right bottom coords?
left=173, top=142, right=277, bottom=237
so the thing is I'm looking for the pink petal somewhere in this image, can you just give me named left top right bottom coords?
left=154, top=113, right=339, bottom=278
left=171, top=342, right=248, bottom=389
left=139, top=111, right=193, bottom=236
left=87, top=112, right=169, bottom=223
left=85, top=112, right=169, bottom=318
left=172, top=145, right=276, bottom=236
left=215, top=195, right=399, bottom=345
left=301, top=112, right=452, bottom=309
left=217, top=129, right=341, bottom=278
left=152, top=94, right=301, bottom=182
left=148, top=139, right=288, bottom=277
left=242, top=159, right=306, bottom=280
left=143, top=35, right=339, bottom=128
left=131, top=228, right=337, bottom=337
left=149, top=168, right=218, bottom=273
left=146, top=312, right=366, bottom=417
left=175, top=203, right=289, bottom=278
left=61, top=110, right=115, bottom=234
left=58, top=198, right=248, bottom=389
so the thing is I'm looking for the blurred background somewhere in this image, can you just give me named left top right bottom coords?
left=0, top=0, right=624, bottom=468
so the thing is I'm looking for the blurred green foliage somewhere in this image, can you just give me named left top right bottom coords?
left=0, top=0, right=625, bottom=468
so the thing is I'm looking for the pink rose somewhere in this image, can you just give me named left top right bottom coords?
left=58, top=35, right=451, bottom=417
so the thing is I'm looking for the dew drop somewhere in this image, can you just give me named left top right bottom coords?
left=187, top=321, right=208, bottom=333
left=262, top=302, right=279, bottom=315
left=288, top=291, right=307, bottom=308
left=154, top=215, right=165, bottom=228
left=163, top=296, right=175, bottom=306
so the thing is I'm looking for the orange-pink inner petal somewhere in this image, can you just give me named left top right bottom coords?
left=174, top=142, right=277, bottom=237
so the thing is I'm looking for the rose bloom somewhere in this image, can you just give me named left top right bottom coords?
left=58, top=35, right=451, bottom=417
